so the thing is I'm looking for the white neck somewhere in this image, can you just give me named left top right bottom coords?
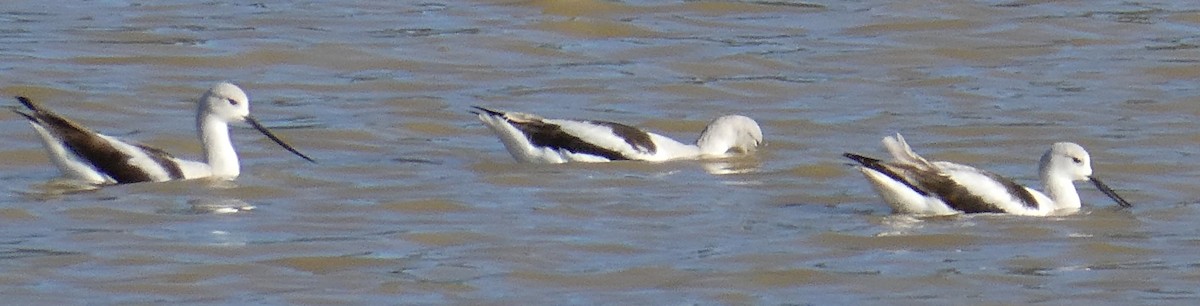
left=696, top=127, right=735, bottom=156
left=696, top=137, right=728, bottom=156
left=1042, top=173, right=1081, bottom=210
left=693, top=116, right=759, bottom=156
left=198, top=112, right=239, bottom=178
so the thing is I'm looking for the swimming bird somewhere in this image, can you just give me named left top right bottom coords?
left=843, top=133, right=1131, bottom=216
left=472, top=106, right=763, bottom=163
left=13, top=82, right=315, bottom=185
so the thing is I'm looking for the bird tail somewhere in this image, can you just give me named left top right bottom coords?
left=843, top=152, right=929, bottom=197
left=469, top=106, right=505, bottom=117
left=882, top=133, right=932, bottom=168
left=11, top=96, right=42, bottom=122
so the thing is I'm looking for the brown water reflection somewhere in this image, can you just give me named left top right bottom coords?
left=0, top=0, right=1198, bottom=304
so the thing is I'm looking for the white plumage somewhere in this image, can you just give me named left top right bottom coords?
left=472, top=106, right=763, bottom=163
left=844, top=133, right=1131, bottom=216
left=13, top=82, right=314, bottom=185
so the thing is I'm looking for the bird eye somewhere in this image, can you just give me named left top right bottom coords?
left=226, top=98, right=239, bottom=106
left=1071, top=157, right=1082, bottom=164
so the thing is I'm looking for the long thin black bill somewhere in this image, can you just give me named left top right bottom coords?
left=1089, top=176, right=1131, bottom=208
left=246, top=116, right=316, bottom=163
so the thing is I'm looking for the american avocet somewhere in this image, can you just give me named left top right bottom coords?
left=13, top=82, right=315, bottom=185
left=843, top=133, right=1131, bottom=216
left=472, top=106, right=763, bottom=163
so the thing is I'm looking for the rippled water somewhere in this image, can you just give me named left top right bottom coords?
left=2, top=0, right=1199, bottom=304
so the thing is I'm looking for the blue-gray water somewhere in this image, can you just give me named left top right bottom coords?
left=1, top=1, right=1197, bottom=304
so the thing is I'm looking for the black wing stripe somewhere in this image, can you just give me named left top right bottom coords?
left=16, top=96, right=162, bottom=184
left=914, top=171, right=1005, bottom=214
left=136, top=144, right=185, bottom=180
left=474, top=106, right=654, bottom=161
left=590, top=121, right=656, bottom=154
left=516, top=120, right=631, bottom=161
left=986, top=172, right=1040, bottom=209
left=845, top=151, right=1024, bottom=214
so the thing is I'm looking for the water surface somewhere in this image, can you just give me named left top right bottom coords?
left=2, top=0, right=1199, bottom=304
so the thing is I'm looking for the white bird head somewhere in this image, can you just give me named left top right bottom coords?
left=196, top=81, right=315, bottom=163
left=696, top=115, right=764, bottom=155
left=199, top=82, right=252, bottom=123
left=1040, top=142, right=1093, bottom=181
left=1040, top=141, right=1131, bottom=208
